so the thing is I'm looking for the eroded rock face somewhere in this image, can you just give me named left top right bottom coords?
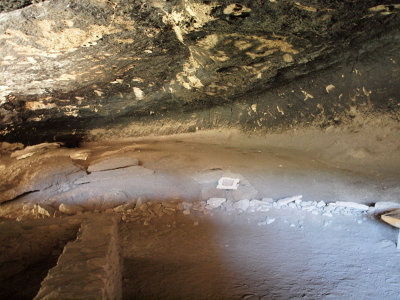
left=0, top=0, right=399, bottom=143
left=0, top=155, right=84, bottom=203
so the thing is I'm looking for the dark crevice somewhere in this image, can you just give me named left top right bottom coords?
left=0, top=190, right=39, bottom=205
left=75, top=181, right=90, bottom=185
left=86, top=164, right=141, bottom=174
left=0, top=0, right=47, bottom=13
left=0, top=220, right=80, bottom=299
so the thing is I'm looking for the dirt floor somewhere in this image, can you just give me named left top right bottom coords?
left=120, top=208, right=400, bottom=300
left=0, top=120, right=400, bottom=299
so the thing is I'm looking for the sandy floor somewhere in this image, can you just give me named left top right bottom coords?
left=120, top=208, right=400, bottom=299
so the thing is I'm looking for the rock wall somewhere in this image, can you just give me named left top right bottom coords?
left=0, top=0, right=399, bottom=144
left=0, top=218, right=80, bottom=299
left=34, top=215, right=122, bottom=300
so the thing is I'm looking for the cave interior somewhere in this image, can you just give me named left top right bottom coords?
left=0, top=0, right=400, bottom=299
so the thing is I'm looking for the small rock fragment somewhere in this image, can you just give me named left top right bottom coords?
left=233, top=199, right=250, bottom=212
left=326, top=84, right=335, bottom=93
left=282, top=53, right=294, bottom=63
left=276, top=195, right=303, bottom=207
left=163, top=207, right=175, bottom=215
left=59, top=203, right=84, bottom=215
left=374, top=202, right=400, bottom=213
left=300, top=201, right=313, bottom=207
left=161, top=200, right=178, bottom=209
left=16, top=153, right=34, bottom=160
left=249, top=199, right=271, bottom=212
left=301, top=205, right=315, bottom=211
left=262, top=197, right=274, bottom=203
left=152, top=203, right=164, bottom=217
left=324, top=203, right=337, bottom=212
left=70, top=150, right=90, bottom=160
left=266, top=217, right=275, bottom=224
left=335, top=201, right=369, bottom=211
left=33, top=204, right=55, bottom=217
left=259, top=216, right=276, bottom=225
left=207, top=198, right=226, bottom=208
left=113, top=202, right=136, bottom=213
left=136, top=197, right=144, bottom=208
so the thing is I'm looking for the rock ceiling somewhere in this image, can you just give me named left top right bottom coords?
left=0, top=0, right=399, bottom=143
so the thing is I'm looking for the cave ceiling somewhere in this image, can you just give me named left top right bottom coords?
left=0, top=0, right=399, bottom=144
